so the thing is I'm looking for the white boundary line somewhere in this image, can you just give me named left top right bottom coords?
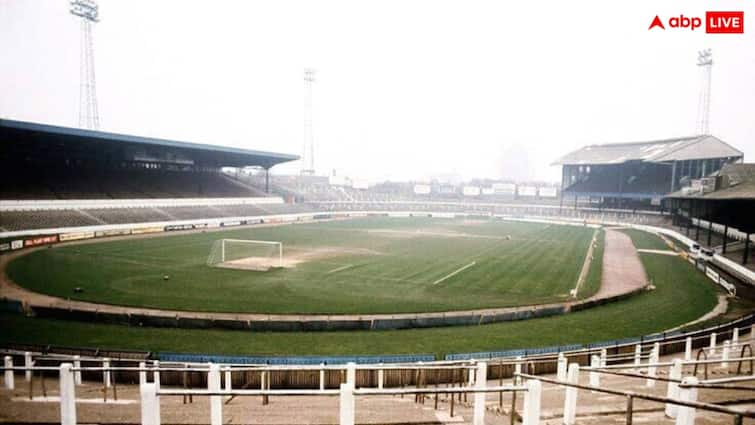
left=327, top=264, right=354, bottom=274
left=433, top=261, right=476, bottom=285
left=571, top=229, right=599, bottom=298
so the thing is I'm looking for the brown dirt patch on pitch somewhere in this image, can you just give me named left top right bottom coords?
left=215, top=246, right=381, bottom=270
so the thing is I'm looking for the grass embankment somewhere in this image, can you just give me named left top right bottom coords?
left=0, top=229, right=718, bottom=357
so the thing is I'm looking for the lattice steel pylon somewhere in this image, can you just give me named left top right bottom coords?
left=70, top=0, right=100, bottom=130
left=695, top=49, right=713, bottom=136
left=301, top=68, right=316, bottom=175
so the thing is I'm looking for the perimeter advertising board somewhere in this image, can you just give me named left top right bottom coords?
left=492, top=183, right=516, bottom=195
left=538, top=187, right=558, bottom=198
left=59, top=231, right=95, bottom=242
left=413, top=184, right=431, bottom=195
left=24, top=235, right=59, bottom=247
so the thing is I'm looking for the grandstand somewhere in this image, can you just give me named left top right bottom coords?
left=667, top=163, right=755, bottom=271
left=0, top=119, right=297, bottom=200
left=553, top=136, right=743, bottom=209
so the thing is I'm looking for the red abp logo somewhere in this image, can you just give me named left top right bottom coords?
left=648, top=12, right=744, bottom=33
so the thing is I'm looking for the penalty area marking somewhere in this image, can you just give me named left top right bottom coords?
left=327, top=264, right=354, bottom=274
left=433, top=261, right=476, bottom=285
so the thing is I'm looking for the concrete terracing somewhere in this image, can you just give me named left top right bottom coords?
left=1, top=347, right=753, bottom=424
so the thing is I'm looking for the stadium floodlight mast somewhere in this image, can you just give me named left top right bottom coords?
left=695, top=49, right=713, bottom=136
left=70, top=0, right=101, bottom=130
left=301, top=68, right=316, bottom=175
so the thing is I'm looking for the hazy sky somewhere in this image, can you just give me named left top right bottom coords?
left=1, top=0, right=753, bottom=182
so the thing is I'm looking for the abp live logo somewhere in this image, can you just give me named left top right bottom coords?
left=648, top=11, right=744, bottom=33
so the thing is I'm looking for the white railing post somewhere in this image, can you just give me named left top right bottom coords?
left=600, top=349, right=607, bottom=367
left=684, top=337, right=692, bottom=361
left=153, top=360, right=160, bottom=390
left=514, top=356, right=522, bottom=385
left=73, top=355, right=81, bottom=386
left=103, top=358, right=111, bottom=388
left=139, top=362, right=147, bottom=386
left=4, top=356, right=14, bottom=390
left=140, top=382, right=160, bottom=425
left=556, top=353, right=567, bottom=381
left=468, top=361, right=475, bottom=386
left=208, top=364, right=221, bottom=425
left=59, top=363, right=76, bottom=425
left=646, top=343, right=659, bottom=388
left=522, top=379, right=542, bottom=425
left=346, top=362, right=356, bottom=387
left=377, top=364, right=384, bottom=390
left=634, top=344, right=641, bottom=369
left=24, top=352, right=32, bottom=382
left=665, top=359, right=683, bottom=418
left=473, top=362, right=487, bottom=425
left=732, top=327, right=739, bottom=344
left=224, top=367, right=232, bottom=391
left=721, top=341, right=730, bottom=368
left=709, top=332, right=717, bottom=355
left=563, top=364, right=579, bottom=425
left=589, top=355, right=600, bottom=388
left=339, top=383, right=355, bottom=425
left=675, top=377, right=699, bottom=425
left=320, top=363, right=326, bottom=391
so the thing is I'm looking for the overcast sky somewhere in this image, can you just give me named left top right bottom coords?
left=1, top=0, right=753, bottom=182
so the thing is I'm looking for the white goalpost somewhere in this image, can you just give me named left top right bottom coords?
left=207, top=239, right=283, bottom=270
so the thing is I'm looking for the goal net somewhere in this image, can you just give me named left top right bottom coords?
left=207, top=239, right=283, bottom=271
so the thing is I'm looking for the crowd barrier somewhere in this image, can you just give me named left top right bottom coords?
left=158, top=352, right=435, bottom=365
left=2, top=338, right=755, bottom=425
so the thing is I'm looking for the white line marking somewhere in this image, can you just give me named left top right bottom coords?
left=636, top=249, right=679, bottom=256
left=433, top=261, right=476, bottom=285
left=572, top=228, right=599, bottom=298
left=327, top=264, right=354, bottom=274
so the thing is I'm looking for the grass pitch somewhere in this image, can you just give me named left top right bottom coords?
left=7, top=217, right=596, bottom=314
left=0, top=229, right=720, bottom=356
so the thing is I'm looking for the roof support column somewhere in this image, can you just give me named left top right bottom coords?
left=722, top=224, right=728, bottom=254
left=265, top=167, right=270, bottom=194
left=744, top=234, right=750, bottom=266
left=671, top=200, right=677, bottom=227
left=670, top=161, right=677, bottom=192
left=560, top=166, right=566, bottom=213
left=706, top=202, right=712, bottom=247
left=686, top=200, right=691, bottom=237
left=695, top=200, right=701, bottom=241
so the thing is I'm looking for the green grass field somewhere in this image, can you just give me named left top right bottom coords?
left=0, top=228, right=721, bottom=357
left=7, top=217, right=596, bottom=314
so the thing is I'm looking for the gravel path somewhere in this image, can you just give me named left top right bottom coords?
left=592, top=229, right=648, bottom=300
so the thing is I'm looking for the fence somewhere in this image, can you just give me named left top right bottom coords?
left=4, top=347, right=755, bottom=425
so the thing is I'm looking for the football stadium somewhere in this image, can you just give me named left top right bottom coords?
left=2, top=2, right=755, bottom=425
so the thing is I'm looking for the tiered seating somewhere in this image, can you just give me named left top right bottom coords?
left=0, top=167, right=270, bottom=200
left=157, top=206, right=228, bottom=220
left=0, top=210, right=99, bottom=231
left=85, top=208, right=171, bottom=224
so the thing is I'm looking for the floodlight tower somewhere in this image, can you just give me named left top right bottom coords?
left=301, top=68, right=316, bottom=175
left=695, top=49, right=713, bottom=135
left=70, top=0, right=100, bottom=130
